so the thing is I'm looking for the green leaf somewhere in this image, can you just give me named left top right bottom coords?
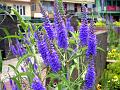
left=70, top=54, right=82, bottom=61
left=12, top=8, right=22, bottom=21
left=13, top=72, right=34, bottom=79
left=70, top=65, right=76, bottom=77
left=67, top=48, right=73, bottom=52
left=3, top=35, right=23, bottom=40
left=8, top=64, right=19, bottom=74
left=69, top=38, right=76, bottom=44
left=12, top=8, right=27, bottom=30
left=69, top=31, right=79, bottom=40
left=69, top=32, right=76, bottom=39
left=58, top=83, right=62, bottom=90
left=97, top=47, right=105, bottom=52
left=47, top=73, right=59, bottom=78
left=81, top=46, right=87, bottom=52
left=16, top=53, right=34, bottom=69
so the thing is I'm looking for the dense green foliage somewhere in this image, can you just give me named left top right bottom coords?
left=100, top=61, right=120, bottom=90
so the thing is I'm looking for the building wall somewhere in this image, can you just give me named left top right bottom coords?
left=5, top=2, right=31, bottom=17
left=40, top=0, right=95, bottom=3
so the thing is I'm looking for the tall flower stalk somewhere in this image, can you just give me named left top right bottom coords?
left=84, top=19, right=97, bottom=89
left=54, top=1, right=68, bottom=49
left=39, top=3, right=54, bottom=40
left=31, top=76, right=46, bottom=90
left=86, top=19, right=97, bottom=57
left=79, top=5, right=89, bottom=46
left=84, top=59, right=96, bottom=89
left=48, top=41, right=61, bottom=73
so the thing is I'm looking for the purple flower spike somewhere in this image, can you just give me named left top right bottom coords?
left=10, top=44, right=18, bottom=56
left=79, top=5, right=89, bottom=46
left=66, top=17, right=74, bottom=32
left=84, top=59, right=95, bottom=89
left=39, top=4, right=54, bottom=40
left=16, top=40, right=26, bottom=57
left=79, top=25, right=89, bottom=46
left=86, top=20, right=97, bottom=57
left=31, top=76, right=46, bottom=90
left=37, top=39, right=50, bottom=66
left=49, top=43, right=61, bottom=73
left=54, top=2, right=68, bottom=49
left=43, top=22, right=54, bottom=40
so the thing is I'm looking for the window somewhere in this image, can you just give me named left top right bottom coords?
left=67, top=3, right=74, bottom=11
left=31, top=3, right=36, bottom=11
left=42, top=2, right=53, bottom=13
left=13, top=5, right=25, bottom=15
left=74, top=4, right=77, bottom=12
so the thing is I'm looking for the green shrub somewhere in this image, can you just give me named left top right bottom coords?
left=95, top=21, right=106, bottom=27
left=107, top=46, right=120, bottom=60
left=113, top=21, right=120, bottom=27
left=100, top=61, right=120, bottom=90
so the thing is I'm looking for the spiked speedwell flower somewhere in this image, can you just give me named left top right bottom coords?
left=66, top=17, right=74, bottom=32
left=31, top=76, right=46, bottom=90
left=37, top=39, right=50, bottom=66
left=49, top=42, right=61, bottom=73
left=86, top=20, right=97, bottom=57
left=39, top=3, right=54, bottom=40
left=54, top=1, right=68, bottom=49
left=84, top=60, right=95, bottom=89
left=79, top=5, right=89, bottom=46
left=43, top=22, right=54, bottom=40
left=10, top=40, right=26, bottom=57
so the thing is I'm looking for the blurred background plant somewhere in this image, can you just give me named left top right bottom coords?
left=95, top=21, right=106, bottom=27
left=99, top=61, right=120, bottom=90
left=107, top=47, right=120, bottom=60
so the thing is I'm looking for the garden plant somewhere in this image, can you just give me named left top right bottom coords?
left=1, top=1, right=98, bottom=90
